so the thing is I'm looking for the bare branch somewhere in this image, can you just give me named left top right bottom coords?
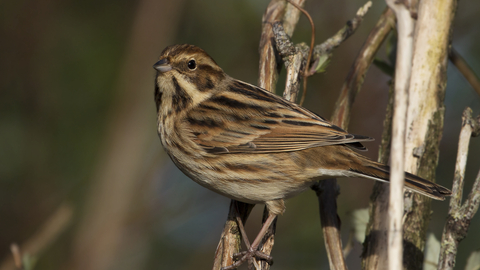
left=217, top=1, right=307, bottom=269
left=272, top=21, right=308, bottom=102
left=331, top=7, right=394, bottom=129
left=310, top=1, right=373, bottom=76
left=362, top=82, right=394, bottom=270
left=385, top=1, right=416, bottom=269
left=312, top=5, right=392, bottom=270
left=258, top=0, right=286, bottom=93
left=437, top=108, right=480, bottom=270
left=258, top=0, right=305, bottom=93
left=400, top=0, right=457, bottom=268
left=213, top=201, right=254, bottom=270
left=255, top=2, right=306, bottom=269
left=311, top=181, right=347, bottom=270
left=449, top=48, right=480, bottom=97
left=285, top=0, right=315, bottom=106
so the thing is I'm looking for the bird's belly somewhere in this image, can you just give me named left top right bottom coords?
left=171, top=152, right=317, bottom=204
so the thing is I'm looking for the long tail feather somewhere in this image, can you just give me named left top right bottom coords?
left=351, top=159, right=451, bottom=201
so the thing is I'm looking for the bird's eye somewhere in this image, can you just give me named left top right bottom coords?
left=187, top=59, right=196, bottom=70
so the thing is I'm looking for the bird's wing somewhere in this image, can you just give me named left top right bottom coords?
left=181, top=79, right=373, bottom=154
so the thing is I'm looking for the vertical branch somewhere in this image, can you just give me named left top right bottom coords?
left=311, top=181, right=347, bottom=270
left=256, top=1, right=306, bottom=269
left=437, top=108, right=480, bottom=270
left=401, top=0, right=457, bottom=269
left=317, top=5, right=393, bottom=270
left=217, top=1, right=305, bottom=269
left=384, top=1, right=415, bottom=270
left=258, top=0, right=285, bottom=93
left=362, top=81, right=394, bottom=270
left=258, top=0, right=305, bottom=93
left=213, top=201, right=254, bottom=270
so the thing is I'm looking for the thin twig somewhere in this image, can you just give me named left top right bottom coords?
left=437, top=108, right=480, bottom=270
left=310, top=1, right=373, bottom=76
left=286, top=0, right=315, bottom=106
left=0, top=204, right=73, bottom=270
left=9, top=244, right=22, bottom=270
left=331, top=6, right=394, bottom=129
left=274, top=1, right=373, bottom=106
left=449, top=48, right=480, bottom=97
left=342, top=230, right=355, bottom=258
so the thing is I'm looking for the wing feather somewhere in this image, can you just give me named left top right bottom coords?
left=181, top=79, right=373, bottom=154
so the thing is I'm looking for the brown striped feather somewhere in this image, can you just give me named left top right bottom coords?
left=182, top=79, right=373, bottom=154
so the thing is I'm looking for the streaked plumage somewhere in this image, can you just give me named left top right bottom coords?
left=153, top=44, right=451, bottom=267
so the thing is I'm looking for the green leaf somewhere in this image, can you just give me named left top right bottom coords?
left=313, top=54, right=331, bottom=73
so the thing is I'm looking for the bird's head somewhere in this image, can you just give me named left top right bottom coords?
left=153, top=44, right=226, bottom=113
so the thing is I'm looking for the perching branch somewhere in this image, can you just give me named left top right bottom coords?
left=437, top=108, right=480, bottom=270
left=256, top=2, right=306, bottom=269
left=213, top=201, right=254, bottom=270
left=264, top=2, right=374, bottom=269
left=216, top=1, right=306, bottom=269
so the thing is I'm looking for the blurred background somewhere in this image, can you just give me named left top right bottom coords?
left=1, top=0, right=479, bottom=269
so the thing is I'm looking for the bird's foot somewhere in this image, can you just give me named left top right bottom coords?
left=221, top=247, right=273, bottom=270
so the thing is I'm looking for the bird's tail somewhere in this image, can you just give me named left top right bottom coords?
left=351, top=157, right=451, bottom=200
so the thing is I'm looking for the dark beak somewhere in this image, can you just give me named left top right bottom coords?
left=153, top=58, right=172, bottom=72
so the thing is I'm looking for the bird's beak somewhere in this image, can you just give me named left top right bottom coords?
left=153, top=58, right=172, bottom=72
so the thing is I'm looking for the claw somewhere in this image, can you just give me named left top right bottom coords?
left=221, top=207, right=277, bottom=270
left=221, top=249, right=273, bottom=270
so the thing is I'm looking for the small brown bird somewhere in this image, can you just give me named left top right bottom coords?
left=153, top=44, right=451, bottom=268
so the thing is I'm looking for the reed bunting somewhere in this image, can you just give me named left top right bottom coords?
left=153, top=44, right=451, bottom=269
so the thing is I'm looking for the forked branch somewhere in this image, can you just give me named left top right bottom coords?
left=437, top=108, right=480, bottom=270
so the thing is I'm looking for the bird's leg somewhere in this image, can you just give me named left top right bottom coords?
left=222, top=213, right=276, bottom=270
left=236, top=215, right=251, bottom=249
